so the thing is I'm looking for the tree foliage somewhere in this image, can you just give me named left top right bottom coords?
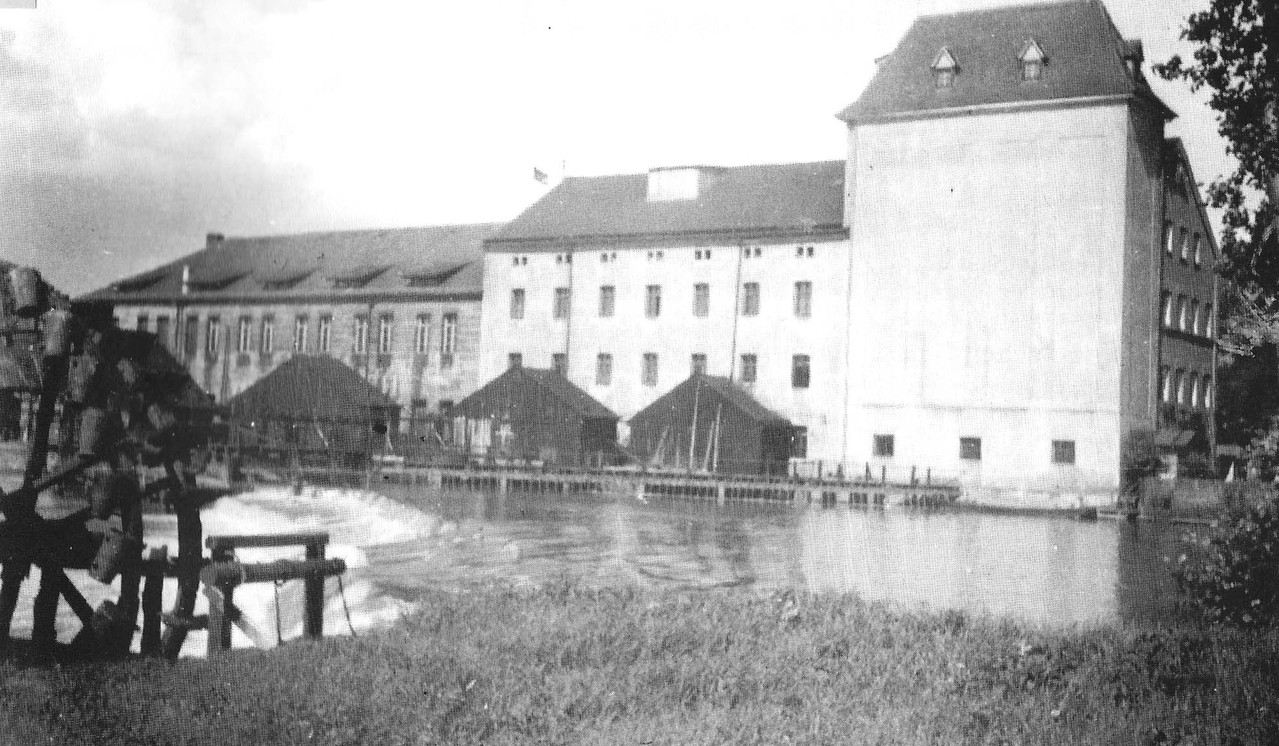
left=1155, top=0, right=1277, bottom=320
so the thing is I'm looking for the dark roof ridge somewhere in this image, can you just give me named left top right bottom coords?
left=218, top=221, right=504, bottom=244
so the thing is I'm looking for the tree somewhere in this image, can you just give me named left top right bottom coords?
left=1156, top=1, right=1277, bottom=336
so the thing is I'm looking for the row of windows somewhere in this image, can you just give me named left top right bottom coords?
left=509, top=282, right=815, bottom=320
left=872, top=434, right=1076, bottom=465
left=508, top=246, right=821, bottom=266
left=1162, top=222, right=1205, bottom=268
left=511, top=352, right=813, bottom=389
left=1159, top=368, right=1213, bottom=409
left=148, top=312, right=460, bottom=361
left=1160, top=293, right=1212, bottom=337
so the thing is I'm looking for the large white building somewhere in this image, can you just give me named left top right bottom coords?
left=478, top=0, right=1217, bottom=505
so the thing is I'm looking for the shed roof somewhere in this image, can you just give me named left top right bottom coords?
left=487, top=161, right=846, bottom=250
left=837, top=0, right=1173, bottom=123
left=228, top=355, right=399, bottom=422
left=455, top=366, right=617, bottom=421
left=81, top=223, right=502, bottom=305
left=630, top=374, right=790, bottom=427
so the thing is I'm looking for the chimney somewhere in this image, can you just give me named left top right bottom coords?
left=1122, top=39, right=1144, bottom=77
left=206, top=232, right=225, bottom=250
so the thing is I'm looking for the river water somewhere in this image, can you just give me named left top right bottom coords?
left=13, top=484, right=1199, bottom=655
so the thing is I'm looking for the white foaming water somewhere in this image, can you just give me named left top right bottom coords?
left=14, top=486, right=432, bottom=657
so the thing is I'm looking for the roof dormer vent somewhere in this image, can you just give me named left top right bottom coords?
left=931, top=47, right=958, bottom=89
left=1020, top=39, right=1047, bottom=81
left=1122, top=38, right=1144, bottom=77
left=646, top=167, right=704, bottom=202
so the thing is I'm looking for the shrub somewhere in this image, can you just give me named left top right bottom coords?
left=1176, top=495, right=1279, bottom=627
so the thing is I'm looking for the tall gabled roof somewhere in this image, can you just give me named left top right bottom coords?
left=80, top=223, right=502, bottom=304
left=838, top=0, right=1174, bottom=123
left=487, top=161, right=846, bottom=251
left=629, top=374, right=790, bottom=427
left=228, top=354, right=399, bottom=422
left=455, top=366, right=618, bottom=421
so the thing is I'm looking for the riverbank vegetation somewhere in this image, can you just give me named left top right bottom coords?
left=1, top=583, right=1276, bottom=745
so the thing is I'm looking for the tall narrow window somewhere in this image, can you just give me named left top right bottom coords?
left=791, top=354, right=810, bottom=388
left=206, top=316, right=221, bottom=356
left=691, top=353, right=707, bottom=375
left=791, top=427, right=808, bottom=458
left=1189, top=374, right=1201, bottom=408
left=794, top=281, right=812, bottom=318
left=740, top=354, right=757, bottom=384
left=599, top=286, right=615, bottom=317
left=1163, top=221, right=1174, bottom=255
left=353, top=315, right=368, bottom=355
left=1161, top=291, right=1173, bottom=327
left=553, top=287, right=571, bottom=319
left=184, top=315, right=200, bottom=358
left=693, top=283, right=710, bottom=317
left=645, top=285, right=661, bottom=318
left=378, top=314, right=393, bottom=354
left=1177, top=295, right=1189, bottom=331
left=741, top=282, right=760, bottom=316
left=260, top=316, right=274, bottom=354
left=510, top=288, right=525, bottom=319
left=641, top=353, right=658, bottom=386
left=1204, top=381, right=1213, bottom=409
left=318, top=315, right=333, bottom=353
left=1192, top=234, right=1202, bottom=267
left=440, top=312, right=457, bottom=367
left=873, top=434, right=895, bottom=457
left=155, top=316, right=171, bottom=350
left=414, top=314, right=431, bottom=354
left=508, top=352, right=522, bottom=369
left=1159, top=366, right=1171, bottom=403
left=136, top=314, right=150, bottom=332
left=552, top=353, right=567, bottom=375
left=596, top=353, right=613, bottom=386
left=1189, top=300, right=1201, bottom=335
left=237, top=316, right=252, bottom=353
left=1203, top=304, right=1213, bottom=337
left=959, top=437, right=982, bottom=461
left=1178, top=228, right=1189, bottom=263
left=293, top=315, right=308, bottom=353
left=1175, top=369, right=1187, bottom=405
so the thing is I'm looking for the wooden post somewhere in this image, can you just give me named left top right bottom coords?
left=205, top=584, right=228, bottom=657
left=141, top=546, right=167, bottom=656
left=31, top=565, right=59, bottom=647
left=304, top=539, right=325, bottom=640
left=161, top=460, right=203, bottom=659
left=881, top=465, right=887, bottom=484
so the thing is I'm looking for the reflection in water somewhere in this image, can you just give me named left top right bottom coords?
left=372, top=485, right=1193, bottom=628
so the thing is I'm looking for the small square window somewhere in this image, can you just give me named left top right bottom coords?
left=873, top=434, right=895, bottom=457
left=691, top=353, right=707, bottom=375
left=791, top=427, right=808, bottom=458
left=959, top=437, right=982, bottom=461
left=508, top=352, right=522, bottom=369
left=1052, top=440, right=1076, bottom=465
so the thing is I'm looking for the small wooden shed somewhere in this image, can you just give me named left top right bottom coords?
left=228, top=355, right=400, bottom=467
left=451, top=367, right=618, bottom=466
left=628, top=374, right=795, bottom=476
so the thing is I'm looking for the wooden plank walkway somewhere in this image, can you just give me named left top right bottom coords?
left=366, top=465, right=961, bottom=508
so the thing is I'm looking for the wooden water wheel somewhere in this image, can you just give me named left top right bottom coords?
left=0, top=265, right=221, bottom=659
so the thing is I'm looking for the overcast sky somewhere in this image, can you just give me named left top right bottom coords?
left=0, top=0, right=1224, bottom=296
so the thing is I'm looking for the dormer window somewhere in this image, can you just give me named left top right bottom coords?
left=931, top=48, right=957, bottom=89
left=1020, top=39, right=1047, bottom=81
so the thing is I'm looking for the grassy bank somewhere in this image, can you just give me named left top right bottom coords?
left=3, top=583, right=1277, bottom=745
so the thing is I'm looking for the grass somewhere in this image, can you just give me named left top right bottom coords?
left=2, top=582, right=1278, bottom=745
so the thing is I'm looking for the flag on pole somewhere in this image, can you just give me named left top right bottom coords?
left=533, top=167, right=549, bottom=184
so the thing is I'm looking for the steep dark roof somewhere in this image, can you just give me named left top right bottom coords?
left=487, top=161, right=846, bottom=250
left=838, top=0, right=1174, bottom=123
left=456, top=366, right=617, bottom=421
left=630, top=374, right=790, bottom=426
left=227, top=354, right=399, bottom=422
left=81, top=223, right=502, bottom=304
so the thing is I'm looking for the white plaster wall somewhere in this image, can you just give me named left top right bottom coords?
left=845, top=103, right=1135, bottom=492
left=481, top=239, right=851, bottom=461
